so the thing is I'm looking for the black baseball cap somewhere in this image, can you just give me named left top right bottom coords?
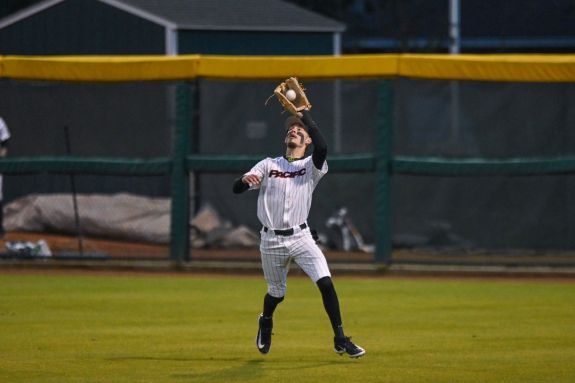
left=284, top=115, right=307, bottom=131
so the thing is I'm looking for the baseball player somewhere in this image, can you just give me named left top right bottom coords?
left=233, top=110, right=365, bottom=358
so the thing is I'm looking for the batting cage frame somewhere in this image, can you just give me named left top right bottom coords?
left=1, top=54, right=575, bottom=265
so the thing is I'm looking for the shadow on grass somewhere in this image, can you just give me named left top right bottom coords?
left=170, top=359, right=264, bottom=381
left=169, top=357, right=344, bottom=381
left=106, top=356, right=244, bottom=363
left=107, top=354, right=349, bottom=382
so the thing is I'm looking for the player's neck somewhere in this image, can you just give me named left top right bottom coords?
left=285, top=146, right=306, bottom=159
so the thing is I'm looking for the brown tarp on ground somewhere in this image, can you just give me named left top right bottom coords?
left=4, top=193, right=259, bottom=248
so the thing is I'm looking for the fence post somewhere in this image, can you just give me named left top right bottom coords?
left=170, top=82, right=192, bottom=263
left=374, top=80, right=393, bottom=264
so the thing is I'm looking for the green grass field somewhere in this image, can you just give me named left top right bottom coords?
left=1, top=271, right=574, bottom=382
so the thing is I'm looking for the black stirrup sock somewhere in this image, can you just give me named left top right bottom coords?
left=263, top=293, right=284, bottom=318
left=316, top=276, right=344, bottom=336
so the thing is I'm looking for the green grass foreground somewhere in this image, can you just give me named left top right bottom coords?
left=0, top=272, right=574, bottom=383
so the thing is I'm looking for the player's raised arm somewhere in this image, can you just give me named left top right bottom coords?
left=300, top=110, right=327, bottom=170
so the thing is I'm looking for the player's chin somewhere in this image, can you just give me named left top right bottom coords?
left=286, top=141, right=298, bottom=149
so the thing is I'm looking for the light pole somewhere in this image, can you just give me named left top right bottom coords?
left=449, top=0, right=461, bottom=148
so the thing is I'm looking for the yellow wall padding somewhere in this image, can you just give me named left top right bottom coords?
left=0, top=55, right=200, bottom=82
left=196, top=55, right=399, bottom=79
left=399, top=54, right=575, bottom=82
left=1, top=54, right=575, bottom=82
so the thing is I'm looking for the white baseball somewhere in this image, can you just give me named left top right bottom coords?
left=285, top=89, right=297, bottom=101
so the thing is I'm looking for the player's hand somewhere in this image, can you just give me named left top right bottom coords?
left=242, top=174, right=262, bottom=187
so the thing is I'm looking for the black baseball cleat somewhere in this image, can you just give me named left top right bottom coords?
left=256, top=314, right=273, bottom=354
left=334, top=336, right=365, bottom=358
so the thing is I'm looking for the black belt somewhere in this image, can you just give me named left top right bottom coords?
left=263, top=223, right=307, bottom=236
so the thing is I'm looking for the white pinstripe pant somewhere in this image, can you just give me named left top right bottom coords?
left=260, top=226, right=331, bottom=298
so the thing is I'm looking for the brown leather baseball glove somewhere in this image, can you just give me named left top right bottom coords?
left=268, top=77, right=312, bottom=115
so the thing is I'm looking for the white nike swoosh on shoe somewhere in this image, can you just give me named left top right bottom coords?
left=350, top=350, right=366, bottom=358
left=257, top=331, right=265, bottom=349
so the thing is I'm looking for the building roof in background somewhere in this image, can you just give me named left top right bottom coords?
left=113, top=0, right=345, bottom=32
left=0, top=0, right=345, bottom=32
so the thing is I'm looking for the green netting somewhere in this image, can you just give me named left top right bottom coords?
left=2, top=76, right=575, bottom=264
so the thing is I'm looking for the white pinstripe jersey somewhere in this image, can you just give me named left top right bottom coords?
left=245, top=156, right=328, bottom=230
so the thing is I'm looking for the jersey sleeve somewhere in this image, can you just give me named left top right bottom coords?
left=244, top=158, right=268, bottom=190
left=301, top=111, right=327, bottom=170
left=311, top=158, right=328, bottom=186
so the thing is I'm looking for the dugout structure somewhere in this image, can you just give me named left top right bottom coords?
left=1, top=54, right=575, bottom=264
